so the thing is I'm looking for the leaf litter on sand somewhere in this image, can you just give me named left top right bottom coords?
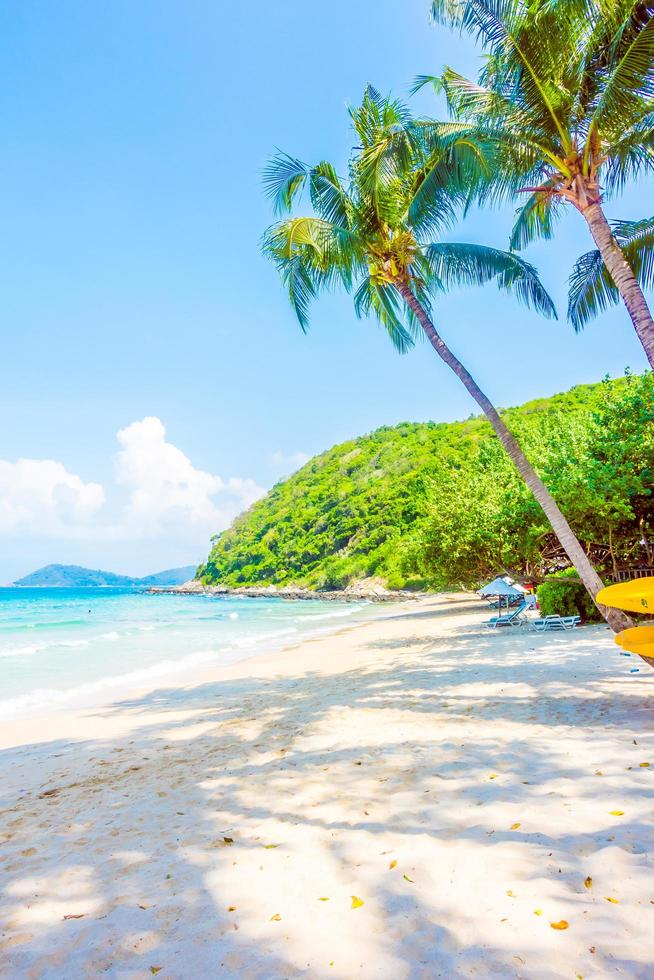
left=270, top=913, right=282, bottom=921
left=584, top=877, right=592, bottom=889
left=510, top=822, right=521, bottom=830
left=550, top=920, right=569, bottom=930
left=351, top=896, right=364, bottom=909
left=388, top=859, right=397, bottom=870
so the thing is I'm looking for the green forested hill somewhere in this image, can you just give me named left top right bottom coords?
left=198, top=374, right=654, bottom=591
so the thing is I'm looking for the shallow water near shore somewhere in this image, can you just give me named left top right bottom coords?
left=0, top=587, right=373, bottom=720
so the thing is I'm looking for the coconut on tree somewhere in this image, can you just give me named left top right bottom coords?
left=419, top=0, right=654, bottom=365
left=262, top=87, right=627, bottom=629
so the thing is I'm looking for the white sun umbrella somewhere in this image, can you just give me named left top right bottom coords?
left=479, top=576, right=524, bottom=613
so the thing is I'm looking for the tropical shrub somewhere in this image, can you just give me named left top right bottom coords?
left=537, top=568, right=601, bottom=622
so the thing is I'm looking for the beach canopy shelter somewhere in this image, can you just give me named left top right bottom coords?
left=479, top=576, right=525, bottom=612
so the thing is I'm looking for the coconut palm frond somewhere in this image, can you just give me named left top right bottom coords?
left=568, top=215, right=654, bottom=330
left=353, top=278, right=417, bottom=354
left=567, top=249, right=620, bottom=332
left=424, top=241, right=557, bottom=318
left=263, top=90, right=555, bottom=348
left=589, top=19, right=654, bottom=135
left=262, top=153, right=311, bottom=215
left=510, top=187, right=560, bottom=250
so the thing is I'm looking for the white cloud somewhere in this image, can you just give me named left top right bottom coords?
left=115, top=417, right=265, bottom=536
left=0, top=417, right=266, bottom=545
left=0, top=458, right=104, bottom=537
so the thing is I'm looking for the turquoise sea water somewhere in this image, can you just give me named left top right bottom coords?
left=0, top=588, right=373, bottom=720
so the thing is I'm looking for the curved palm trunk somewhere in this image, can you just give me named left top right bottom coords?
left=582, top=203, right=654, bottom=370
left=396, top=281, right=632, bottom=634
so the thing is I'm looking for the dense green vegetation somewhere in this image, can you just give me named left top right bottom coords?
left=537, top=569, right=598, bottom=621
left=198, top=373, right=654, bottom=592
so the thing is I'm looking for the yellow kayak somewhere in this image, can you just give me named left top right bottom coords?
left=615, top=624, right=654, bottom=656
left=596, top=577, right=654, bottom=614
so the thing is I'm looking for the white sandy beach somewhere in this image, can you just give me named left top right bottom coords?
left=1, top=593, right=653, bottom=979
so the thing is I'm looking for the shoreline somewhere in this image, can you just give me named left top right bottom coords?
left=2, top=593, right=653, bottom=977
left=0, top=592, right=406, bottom=744
left=148, top=581, right=425, bottom=602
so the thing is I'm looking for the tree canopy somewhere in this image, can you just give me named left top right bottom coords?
left=197, top=373, right=654, bottom=591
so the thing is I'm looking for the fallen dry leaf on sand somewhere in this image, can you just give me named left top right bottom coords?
left=510, top=823, right=521, bottom=830
left=609, top=811, right=624, bottom=816
left=550, top=920, right=569, bottom=930
left=270, top=913, right=282, bottom=921
left=228, top=906, right=237, bottom=912
left=403, top=874, right=415, bottom=883
left=63, top=914, right=85, bottom=920
left=534, top=909, right=543, bottom=916
left=351, top=896, right=364, bottom=909
left=605, top=897, right=619, bottom=904
left=150, top=969, right=162, bottom=976
left=318, top=897, right=329, bottom=902
left=584, top=877, right=592, bottom=889
left=389, top=860, right=397, bottom=870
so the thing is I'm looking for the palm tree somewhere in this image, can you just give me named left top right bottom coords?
left=262, top=87, right=627, bottom=629
left=568, top=215, right=654, bottom=329
left=421, top=0, right=654, bottom=367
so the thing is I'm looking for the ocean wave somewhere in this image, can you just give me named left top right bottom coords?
left=0, top=644, right=42, bottom=658
left=0, top=619, right=84, bottom=632
left=229, top=627, right=298, bottom=649
left=0, top=642, right=242, bottom=720
left=0, top=595, right=374, bottom=719
left=292, top=606, right=364, bottom=622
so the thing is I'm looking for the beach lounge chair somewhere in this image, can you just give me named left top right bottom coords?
left=483, top=600, right=529, bottom=628
left=531, top=615, right=580, bottom=632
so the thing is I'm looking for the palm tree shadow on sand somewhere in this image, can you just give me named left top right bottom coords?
left=1, top=625, right=653, bottom=978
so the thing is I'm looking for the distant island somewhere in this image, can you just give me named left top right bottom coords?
left=13, top=564, right=198, bottom=588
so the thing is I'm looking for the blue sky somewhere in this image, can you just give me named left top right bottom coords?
left=0, top=0, right=650, bottom=581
